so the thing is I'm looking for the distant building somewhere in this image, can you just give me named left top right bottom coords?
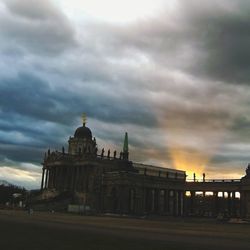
left=38, top=116, right=250, bottom=218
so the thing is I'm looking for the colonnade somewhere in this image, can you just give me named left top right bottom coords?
left=41, top=166, right=94, bottom=192
left=126, top=188, right=184, bottom=216
left=41, top=166, right=249, bottom=217
left=186, top=191, right=240, bottom=217
left=145, top=189, right=182, bottom=215
left=41, top=167, right=184, bottom=216
left=106, top=187, right=184, bottom=216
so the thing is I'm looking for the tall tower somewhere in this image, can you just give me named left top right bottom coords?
left=123, top=132, right=129, bottom=160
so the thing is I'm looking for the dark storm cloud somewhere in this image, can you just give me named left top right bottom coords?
left=0, top=71, right=157, bottom=165
left=230, top=115, right=250, bottom=141
left=1, top=0, right=250, bottom=187
left=180, top=0, right=250, bottom=83
left=0, top=0, right=76, bottom=55
left=0, top=143, right=43, bottom=164
left=84, top=0, right=250, bottom=84
left=0, top=72, right=73, bottom=125
left=0, top=72, right=156, bottom=127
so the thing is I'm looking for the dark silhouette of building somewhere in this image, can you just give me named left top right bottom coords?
left=39, top=116, right=250, bottom=218
left=40, top=117, right=185, bottom=215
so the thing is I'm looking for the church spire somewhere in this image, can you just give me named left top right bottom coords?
left=123, top=132, right=129, bottom=160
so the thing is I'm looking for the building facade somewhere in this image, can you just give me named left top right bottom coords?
left=40, top=119, right=186, bottom=215
left=40, top=118, right=250, bottom=218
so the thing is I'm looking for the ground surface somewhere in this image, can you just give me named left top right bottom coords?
left=0, top=210, right=250, bottom=250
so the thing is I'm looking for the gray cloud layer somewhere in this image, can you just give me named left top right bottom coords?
left=1, top=0, right=250, bottom=187
left=1, top=0, right=76, bottom=55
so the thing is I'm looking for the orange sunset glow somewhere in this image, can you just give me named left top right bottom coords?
left=169, top=146, right=208, bottom=179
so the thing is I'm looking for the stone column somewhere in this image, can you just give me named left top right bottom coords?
left=142, top=187, right=146, bottom=214
left=222, top=192, right=225, bottom=212
left=44, top=169, right=48, bottom=189
left=48, top=169, right=51, bottom=189
left=61, top=166, right=65, bottom=190
left=169, top=190, right=173, bottom=214
left=190, top=191, right=195, bottom=215
left=50, top=168, right=53, bottom=189
left=53, top=167, right=56, bottom=189
left=72, top=166, right=77, bottom=191
left=41, top=168, right=45, bottom=190
left=154, top=189, right=159, bottom=214
left=178, top=191, right=183, bottom=216
left=74, top=166, right=79, bottom=191
left=70, top=167, right=75, bottom=191
left=48, top=168, right=53, bottom=189
left=173, top=190, right=177, bottom=216
left=64, top=166, right=69, bottom=190
left=183, top=191, right=188, bottom=216
left=213, top=191, right=218, bottom=216
left=151, top=189, right=155, bottom=213
left=168, top=190, right=173, bottom=215
left=47, top=169, right=50, bottom=189
left=181, top=191, right=184, bottom=216
left=78, top=167, right=82, bottom=191
left=80, top=167, right=84, bottom=191
left=144, top=188, right=149, bottom=213
left=176, top=191, right=180, bottom=216
left=240, top=191, right=246, bottom=218
left=164, top=189, right=169, bottom=214
left=243, top=191, right=250, bottom=218
left=227, top=191, right=232, bottom=216
left=58, top=166, right=62, bottom=190
left=54, top=166, right=58, bottom=189
left=232, top=192, right=236, bottom=217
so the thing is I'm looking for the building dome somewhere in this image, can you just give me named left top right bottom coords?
left=74, top=124, right=92, bottom=139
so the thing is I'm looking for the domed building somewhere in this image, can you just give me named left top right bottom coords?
left=37, top=115, right=250, bottom=218
left=68, top=122, right=97, bottom=155
left=39, top=115, right=186, bottom=215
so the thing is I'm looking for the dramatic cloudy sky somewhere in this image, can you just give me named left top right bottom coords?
left=1, top=0, right=250, bottom=188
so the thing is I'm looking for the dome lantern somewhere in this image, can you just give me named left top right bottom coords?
left=73, top=113, right=92, bottom=140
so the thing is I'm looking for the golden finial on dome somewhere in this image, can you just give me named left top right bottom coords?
left=82, top=113, right=87, bottom=125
